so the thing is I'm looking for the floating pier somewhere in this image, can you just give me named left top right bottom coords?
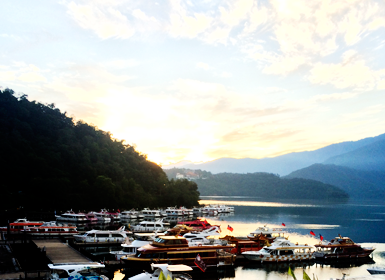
left=33, top=239, right=91, bottom=264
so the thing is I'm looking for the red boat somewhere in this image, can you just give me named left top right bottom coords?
left=0, top=218, right=44, bottom=233
left=177, top=219, right=219, bottom=231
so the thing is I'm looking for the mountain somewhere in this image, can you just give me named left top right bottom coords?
left=0, top=88, right=200, bottom=210
left=194, top=172, right=348, bottom=200
left=324, top=140, right=385, bottom=171
left=284, top=164, right=385, bottom=199
left=163, top=133, right=385, bottom=176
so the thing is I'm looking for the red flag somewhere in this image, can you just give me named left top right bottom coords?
left=194, top=254, right=206, bottom=272
left=310, top=231, right=315, bottom=236
left=204, top=219, right=208, bottom=224
left=282, top=223, right=286, bottom=227
left=227, top=225, right=233, bottom=232
left=319, top=234, right=324, bottom=241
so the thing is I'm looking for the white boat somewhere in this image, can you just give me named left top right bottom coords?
left=161, top=206, right=184, bottom=216
left=367, top=267, right=385, bottom=274
left=110, top=232, right=161, bottom=260
left=120, top=210, right=143, bottom=220
left=90, top=211, right=111, bottom=223
left=48, top=262, right=108, bottom=280
left=132, top=219, right=170, bottom=232
left=56, top=210, right=88, bottom=222
left=242, top=239, right=315, bottom=262
left=128, top=263, right=193, bottom=280
left=140, top=208, right=162, bottom=218
left=183, top=226, right=223, bottom=246
left=179, top=206, right=194, bottom=216
left=247, top=225, right=286, bottom=241
left=74, top=226, right=129, bottom=243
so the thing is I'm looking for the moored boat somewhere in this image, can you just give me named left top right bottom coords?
left=314, top=236, right=375, bottom=259
left=56, top=210, right=87, bottom=222
left=26, top=221, right=78, bottom=236
left=242, top=239, right=315, bottom=262
left=177, top=219, right=219, bottom=231
left=128, top=263, right=193, bottom=280
left=132, top=219, right=170, bottom=232
left=0, top=218, right=44, bottom=233
left=110, top=232, right=161, bottom=260
left=74, top=226, right=129, bottom=243
left=121, top=235, right=236, bottom=269
left=48, top=262, right=108, bottom=280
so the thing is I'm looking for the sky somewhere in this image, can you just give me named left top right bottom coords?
left=1, top=0, right=385, bottom=166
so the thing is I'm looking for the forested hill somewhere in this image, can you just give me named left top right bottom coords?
left=164, top=168, right=349, bottom=200
left=0, top=88, right=199, bottom=211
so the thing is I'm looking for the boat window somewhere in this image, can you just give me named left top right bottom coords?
left=280, top=250, right=294, bottom=256
left=111, top=234, right=123, bottom=238
left=97, top=234, right=110, bottom=238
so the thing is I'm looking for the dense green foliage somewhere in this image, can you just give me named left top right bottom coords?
left=0, top=88, right=200, bottom=211
left=192, top=171, right=349, bottom=200
left=285, top=163, right=385, bottom=199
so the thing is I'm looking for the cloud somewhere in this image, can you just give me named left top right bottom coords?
left=66, top=1, right=135, bottom=39
left=308, top=50, right=379, bottom=89
left=196, top=62, right=210, bottom=70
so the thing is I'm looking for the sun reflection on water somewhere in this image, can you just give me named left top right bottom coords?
left=199, top=199, right=319, bottom=207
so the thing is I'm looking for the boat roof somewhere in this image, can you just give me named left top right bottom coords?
left=48, top=262, right=104, bottom=271
left=151, top=264, right=193, bottom=272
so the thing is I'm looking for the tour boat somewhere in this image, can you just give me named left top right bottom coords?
left=161, top=207, right=185, bottom=216
left=56, top=210, right=88, bottom=222
left=85, top=212, right=98, bottom=223
left=120, top=209, right=143, bottom=220
left=140, top=208, right=162, bottom=218
left=90, top=211, right=111, bottom=223
left=242, top=239, right=315, bottom=262
left=74, top=226, right=129, bottom=243
left=177, top=219, right=219, bottom=231
left=48, top=262, right=108, bottom=280
left=314, top=236, right=375, bottom=259
left=221, top=234, right=270, bottom=256
left=247, top=225, right=286, bottom=242
left=110, top=232, right=161, bottom=260
left=128, top=263, right=193, bottom=280
left=0, top=218, right=43, bottom=232
left=26, top=221, right=79, bottom=236
left=182, top=226, right=222, bottom=246
left=120, top=235, right=236, bottom=269
left=132, top=219, right=170, bottom=232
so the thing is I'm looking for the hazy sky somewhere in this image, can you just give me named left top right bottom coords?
left=1, top=0, right=385, bottom=165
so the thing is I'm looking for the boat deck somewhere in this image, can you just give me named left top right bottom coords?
left=33, top=239, right=91, bottom=264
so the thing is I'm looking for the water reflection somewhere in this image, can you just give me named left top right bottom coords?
left=99, top=196, right=385, bottom=279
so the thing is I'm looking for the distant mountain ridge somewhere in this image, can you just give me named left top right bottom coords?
left=163, top=133, right=385, bottom=176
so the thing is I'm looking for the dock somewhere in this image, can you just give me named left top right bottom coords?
left=33, top=239, right=91, bottom=264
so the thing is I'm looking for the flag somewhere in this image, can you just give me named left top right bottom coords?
left=303, top=271, right=311, bottom=280
left=159, top=270, right=166, bottom=280
left=194, top=254, right=207, bottom=272
left=282, top=223, right=286, bottom=227
left=204, top=219, right=208, bottom=224
left=319, top=234, right=324, bottom=241
left=117, top=209, right=120, bottom=213
left=288, top=266, right=296, bottom=280
left=227, top=225, right=233, bottom=232
left=310, top=230, right=315, bottom=236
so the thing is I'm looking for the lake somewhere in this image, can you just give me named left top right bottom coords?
left=116, top=196, right=385, bottom=280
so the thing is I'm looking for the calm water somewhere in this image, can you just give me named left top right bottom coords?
left=114, top=196, right=385, bottom=280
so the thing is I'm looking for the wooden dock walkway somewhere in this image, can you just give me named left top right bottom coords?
left=33, top=239, right=91, bottom=264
